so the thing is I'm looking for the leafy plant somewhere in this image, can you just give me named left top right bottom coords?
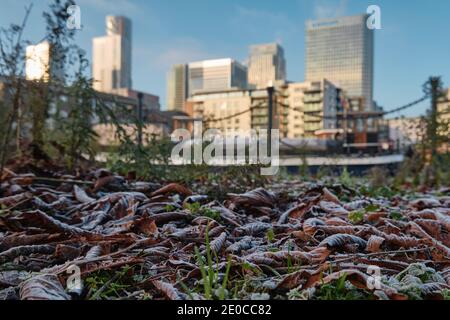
left=184, top=202, right=221, bottom=222
left=348, top=210, right=365, bottom=224
left=184, top=202, right=201, bottom=214
left=364, top=204, right=380, bottom=212
left=164, top=204, right=176, bottom=212
left=266, top=229, right=275, bottom=243
left=85, top=266, right=133, bottom=300
left=193, top=230, right=232, bottom=300
left=442, top=289, right=450, bottom=300
left=389, top=211, right=404, bottom=221
left=339, top=167, right=353, bottom=187
left=314, top=274, right=374, bottom=300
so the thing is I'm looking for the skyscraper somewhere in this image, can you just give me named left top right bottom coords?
left=25, top=41, right=63, bottom=82
left=305, top=14, right=374, bottom=110
left=188, top=58, right=247, bottom=96
left=93, top=16, right=132, bottom=93
left=248, top=43, right=286, bottom=89
left=167, top=64, right=188, bottom=111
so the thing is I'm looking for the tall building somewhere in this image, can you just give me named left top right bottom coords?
left=248, top=43, right=286, bottom=89
left=25, top=41, right=63, bottom=82
left=305, top=14, right=374, bottom=110
left=286, top=80, right=340, bottom=138
left=167, top=64, right=188, bottom=111
left=93, top=16, right=132, bottom=93
left=188, top=58, right=247, bottom=96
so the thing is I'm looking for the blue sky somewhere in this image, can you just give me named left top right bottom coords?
left=1, top=0, right=449, bottom=117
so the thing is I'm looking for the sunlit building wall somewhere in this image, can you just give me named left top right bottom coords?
left=188, top=59, right=247, bottom=97
left=189, top=89, right=253, bottom=137
left=93, top=16, right=132, bottom=93
left=25, top=41, right=63, bottom=82
left=287, top=80, right=339, bottom=138
left=167, top=64, right=188, bottom=111
left=248, top=43, right=286, bottom=89
left=306, top=14, right=374, bottom=111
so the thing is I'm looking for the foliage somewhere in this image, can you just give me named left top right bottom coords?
left=193, top=231, right=232, bottom=300
left=313, top=274, right=374, bottom=300
left=184, top=202, right=222, bottom=222
left=266, top=229, right=275, bottom=243
left=389, top=210, right=404, bottom=221
left=339, top=167, right=354, bottom=188
left=0, top=4, right=32, bottom=180
left=85, top=266, right=134, bottom=300
left=348, top=210, right=365, bottom=224
left=0, top=0, right=135, bottom=174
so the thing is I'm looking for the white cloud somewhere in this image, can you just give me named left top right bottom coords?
left=313, top=0, right=348, bottom=19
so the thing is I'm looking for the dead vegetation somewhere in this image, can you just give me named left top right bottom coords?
left=0, top=165, right=449, bottom=300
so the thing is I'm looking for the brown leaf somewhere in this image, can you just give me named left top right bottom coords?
left=322, top=187, right=341, bottom=204
left=366, top=235, right=386, bottom=253
left=133, top=216, right=158, bottom=237
left=207, top=232, right=227, bottom=254
left=228, top=188, right=277, bottom=209
left=19, top=274, right=71, bottom=300
left=152, top=280, right=183, bottom=300
left=73, top=185, right=95, bottom=203
left=150, top=183, right=193, bottom=198
left=19, top=210, right=94, bottom=237
left=0, top=192, right=32, bottom=207
left=319, top=234, right=367, bottom=252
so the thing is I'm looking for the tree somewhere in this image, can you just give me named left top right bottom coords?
left=0, top=4, right=33, bottom=184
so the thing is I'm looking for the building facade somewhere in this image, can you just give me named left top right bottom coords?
left=187, top=80, right=340, bottom=139
left=248, top=43, right=286, bottom=89
left=167, top=64, right=188, bottom=112
left=305, top=14, right=374, bottom=111
left=188, top=59, right=247, bottom=97
left=287, top=80, right=340, bottom=138
left=188, top=89, right=254, bottom=137
left=93, top=16, right=132, bottom=93
left=387, top=117, right=426, bottom=152
left=113, top=88, right=160, bottom=114
left=25, top=41, right=63, bottom=82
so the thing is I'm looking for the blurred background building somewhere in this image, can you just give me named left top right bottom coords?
left=305, top=14, right=374, bottom=111
left=187, top=79, right=340, bottom=140
left=188, top=58, right=247, bottom=96
left=248, top=43, right=286, bottom=89
left=92, top=16, right=132, bottom=94
left=25, top=41, right=63, bottom=82
left=167, top=64, right=188, bottom=111
left=387, top=117, right=426, bottom=152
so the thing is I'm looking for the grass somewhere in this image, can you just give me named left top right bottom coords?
left=85, top=266, right=136, bottom=300
left=389, top=210, right=405, bottom=221
left=164, top=204, right=176, bottom=212
left=192, top=229, right=232, bottom=300
left=339, top=167, right=354, bottom=188
left=348, top=210, right=365, bottom=224
left=314, top=274, right=374, bottom=300
left=266, top=229, right=275, bottom=243
left=184, top=202, right=222, bottom=222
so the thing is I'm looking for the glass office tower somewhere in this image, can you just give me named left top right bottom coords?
left=306, top=14, right=374, bottom=110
